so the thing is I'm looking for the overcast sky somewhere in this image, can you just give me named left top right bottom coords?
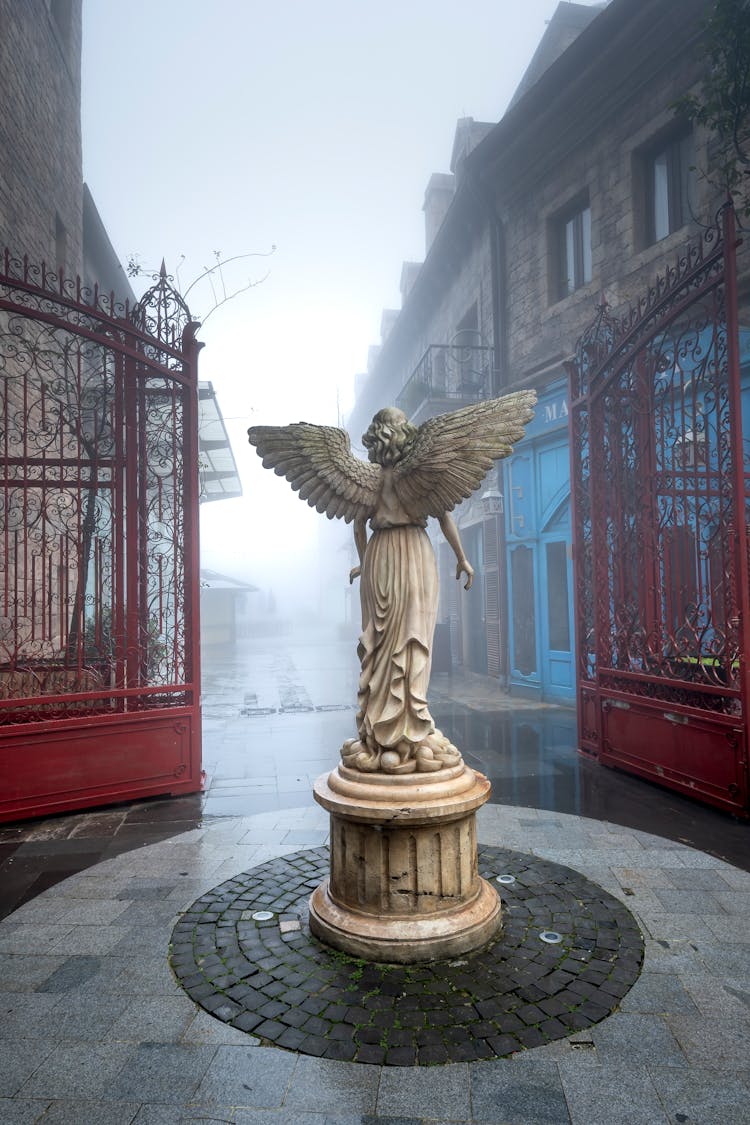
left=81, top=0, right=601, bottom=597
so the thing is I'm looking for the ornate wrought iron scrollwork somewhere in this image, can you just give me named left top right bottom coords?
left=569, top=207, right=744, bottom=724
left=130, top=262, right=197, bottom=353
left=0, top=250, right=198, bottom=722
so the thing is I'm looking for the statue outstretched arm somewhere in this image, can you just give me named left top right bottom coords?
left=439, top=513, right=474, bottom=590
left=349, top=516, right=368, bottom=584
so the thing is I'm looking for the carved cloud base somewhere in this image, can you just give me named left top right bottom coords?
left=309, top=763, right=501, bottom=964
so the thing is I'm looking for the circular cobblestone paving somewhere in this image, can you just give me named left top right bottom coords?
left=169, top=846, right=643, bottom=1066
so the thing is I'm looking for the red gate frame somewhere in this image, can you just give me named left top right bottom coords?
left=0, top=258, right=202, bottom=821
left=567, top=206, right=750, bottom=818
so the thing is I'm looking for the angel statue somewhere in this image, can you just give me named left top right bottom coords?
left=248, top=391, right=535, bottom=776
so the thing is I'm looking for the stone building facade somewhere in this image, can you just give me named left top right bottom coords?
left=349, top=0, right=743, bottom=702
left=0, top=0, right=84, bottom=271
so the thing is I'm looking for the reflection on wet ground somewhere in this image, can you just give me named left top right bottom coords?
left=433, top=700, right=750, bottom=871
left=0, top=627, right=748, bottom=922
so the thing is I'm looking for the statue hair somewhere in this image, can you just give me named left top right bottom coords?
left=362, top=408, right=417, bottom=466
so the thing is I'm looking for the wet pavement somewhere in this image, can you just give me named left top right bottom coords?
left=1, top=625, right=750, bottom=1121
left=1, top=625, right=749, bottom=925
left=204, top=626, right=750, bottom=871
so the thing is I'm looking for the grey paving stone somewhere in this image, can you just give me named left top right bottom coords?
left=234, top=1114, right=362, bottom=1124
left=712, top=867, right=750, bottom=890
left=695, top=943, right=750, bottom=988
left=619, top=972, right=700, bottom=1015
left=108, top=925, right=175, bottom=957
left=285, top=1055, right=379, bottom=1113
left=132, top=1106, right=237, bottom=1123
left=32, top=1100, right=140, bottom=1124
left=18, top=1043, right=137, bottom=1100
left=667, top=1013, right=750, bottom=1073
left=191, top=1043, right=296, bottom=1107
left=0, top=954, right=67, bottom=992
left=640, top=913, right=718, bottom=943
left=181, top=1008, right=259, bottom=1045
left=0, top=923, right=77, bottom=953
left=681, top=976, right=750, bottom=1019
left=702, top=914, right=750, bottom=944
left=35, top=954, right=104, bottom=994
left=0, top=1098, right=52, bottom=1124
left=611, top=866, right=674, bottom=891
left=106, top=996, right=196, bottom=1043
left=55, top=899, right=134, bottom=925
left=361, top=1117, right=423, bottom=1125
left=653, top=888, right=726, bottom=914
left=107, top=1044, right=216, bottom=1104
left=469, top=1057, right=571, bottom=1124
left=640, top=939, right=706, bottom=977
left=377, top=1063, right=470, bottom=1119
left=0, top=993, right=59, bottom=1039
left=44, top=991, right=132, bottom=1041
left=663, top=867, right=735, bottom=891
left=648, top=1065, right=750, bottom=1125
left=590, top=1013, right=688, bottom=1068
left=560, top=1061, right=670, bottom=1124
left=711, top=890, right=750, bottom=915
left=0, top=1040, right=57, bottom=1097
left=49, top=925, right=131, bottom=955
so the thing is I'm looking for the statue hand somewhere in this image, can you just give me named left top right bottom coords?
left=349, top=565, right=361, bottom=584
left=456, top=559, right=474, bottom=591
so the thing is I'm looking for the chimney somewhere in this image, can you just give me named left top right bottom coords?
left=422, top=173, right=455, bottom=254
left=400, top=261, right=421, bottom=305
left=380, top=309, right=399, bottom=342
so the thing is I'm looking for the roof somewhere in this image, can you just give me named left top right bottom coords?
left=200, top=569, right=258, bottom=592
left=507, top=2, right=607, bottom=111
left=198, top=381, right=243, bottom=503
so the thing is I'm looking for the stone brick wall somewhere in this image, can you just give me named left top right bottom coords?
left=498, top=24, right=731, bottom=386
left=0, top=0, right=83, bottom=273
left=349, top=222, right=495, bottom=433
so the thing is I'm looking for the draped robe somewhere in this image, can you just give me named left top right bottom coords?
left=356, top=522, right=438, bottom=751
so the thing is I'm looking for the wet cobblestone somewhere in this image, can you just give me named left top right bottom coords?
left=170, top=845, right=644, bottom=1065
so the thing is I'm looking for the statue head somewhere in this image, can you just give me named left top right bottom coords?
left=362, top=407, right=417, bottom=466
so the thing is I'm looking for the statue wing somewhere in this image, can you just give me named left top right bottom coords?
left=394, top=390, right=536, bottom=519
left=247, top=422, right=381, bottom=522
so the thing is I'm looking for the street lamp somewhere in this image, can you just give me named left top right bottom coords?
left=481, top=485, right=503, bottom=517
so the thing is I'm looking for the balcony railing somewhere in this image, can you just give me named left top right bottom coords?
left=396, top=343, right=495, bottom=422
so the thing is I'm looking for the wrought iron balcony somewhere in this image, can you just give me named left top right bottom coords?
left=396, top=342, right=494, bottom=423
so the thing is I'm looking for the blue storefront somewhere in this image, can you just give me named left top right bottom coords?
left=504, top=379, right=574, bottom=704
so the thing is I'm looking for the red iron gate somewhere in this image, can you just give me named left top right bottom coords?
left=568, top=206, right=750, bottom=817
left=0, top=258, right=203, bottom=821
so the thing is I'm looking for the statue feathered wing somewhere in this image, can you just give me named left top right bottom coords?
left=394, top=390, right=536, bottom=520
left=247, top=422, right=381, bottom=522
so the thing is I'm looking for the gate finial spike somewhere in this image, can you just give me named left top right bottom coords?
left=160, top=259, right=167, bottom=278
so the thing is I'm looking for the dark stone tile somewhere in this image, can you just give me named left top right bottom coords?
left=168, top=844, right=643, bottom=1067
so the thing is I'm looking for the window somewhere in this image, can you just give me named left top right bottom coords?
left=556, top=201, right=592, bottom=299
left=646, top=130, right=694, bottom=244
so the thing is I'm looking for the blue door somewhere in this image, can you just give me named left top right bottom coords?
left=539, top=502, right=575, bottom=701
left=505, top=436, right=575, bottom=704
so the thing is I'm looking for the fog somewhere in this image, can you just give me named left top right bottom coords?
left=81, top=0, right=603, bottom=620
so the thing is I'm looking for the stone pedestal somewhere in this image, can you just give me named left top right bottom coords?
left=309, top=763, right=501, bottom=963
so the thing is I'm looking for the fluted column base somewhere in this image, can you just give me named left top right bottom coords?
left=309, top=764, right=501, bottom=963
